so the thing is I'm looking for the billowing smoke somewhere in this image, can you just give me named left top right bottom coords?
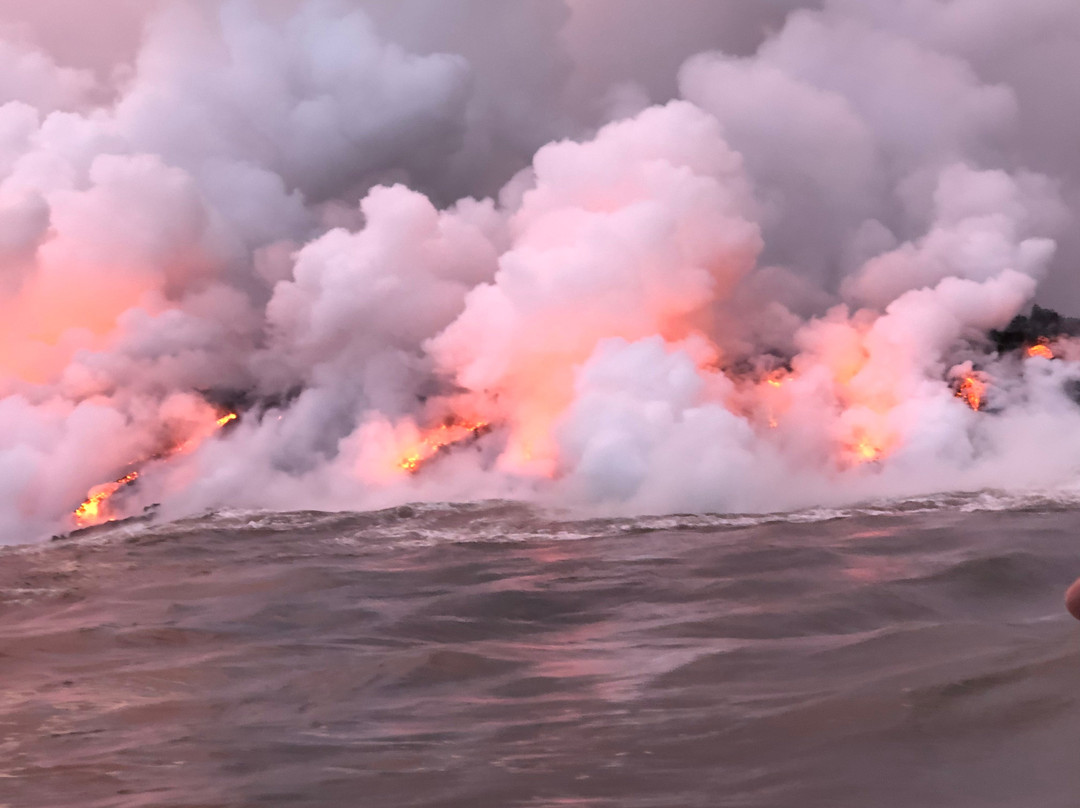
left=5, top=0, right=1080, bottom=542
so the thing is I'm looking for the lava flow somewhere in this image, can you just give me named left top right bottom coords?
left=73, top=471, right=140, bottom=528
left=761, top=371, right=790, bottom=429
left=854, top=438, right=883, bottom=464
left=72, top=410, right=238, bottom=529
left=398, top=419, right=491, bottom=474
left=1027, top=342, right=1054, bottom=359
left=956, top=374, right=986, bottom=411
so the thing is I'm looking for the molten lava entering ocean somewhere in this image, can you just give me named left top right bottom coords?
left=65, top=303, right=1080, bottom=535
left=7, top=0, right=1080, bottom=543
left=71, top=410, right=239, bottom=530
left=397, top=420, right=491, bottom=475
left=73, top=471, right=140, bottom=528
left=955, top=374, right=986, bottom=411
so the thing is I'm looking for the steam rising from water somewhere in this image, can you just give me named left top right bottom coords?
left=5, top=0, right=1080, bottom=542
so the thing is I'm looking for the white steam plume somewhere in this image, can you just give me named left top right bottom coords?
left=3, top=0, right=1080, bottom=542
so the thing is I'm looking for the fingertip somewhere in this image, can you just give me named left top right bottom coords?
left=1066, top=577, right=1080, bottom=621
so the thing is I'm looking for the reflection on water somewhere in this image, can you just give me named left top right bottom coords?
left=1, top=501, right=1079, bottom=807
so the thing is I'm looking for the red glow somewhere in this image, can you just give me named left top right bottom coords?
left=0, top=271, right=154, bottom=384
left=759, top=370, right=791, bottom=430
left=397, top=419, right=490, bottom=474
left=845, top=423, right=893, bottom=466
left=955, top=375, right=985, bottom=411
left=73, top=471, right=139, bottom=528
left=72, top=410, right=238, bottom=528
left=854, top=438, right=882, bottom=463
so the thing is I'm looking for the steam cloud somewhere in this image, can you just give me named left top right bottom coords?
left=4, top=0, right=1080, bottom=542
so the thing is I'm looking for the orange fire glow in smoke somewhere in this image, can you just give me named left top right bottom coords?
left=955, top=374, right=985, bottom=411
left=1026, top=343, right=1053, bottom=359
left=761, top=371, right=789, bottom=429
left=397, top=419, right=490, bottom=474
left=845, top=420, right=893, bottom=466
left=73, top=471, right=140, bottom=527
left=72, top=410, right=238, bottom=529
left=854, top=437, right=883, bottom=463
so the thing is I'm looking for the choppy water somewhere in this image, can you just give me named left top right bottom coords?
left=2, top=496, right=1079, bottom=807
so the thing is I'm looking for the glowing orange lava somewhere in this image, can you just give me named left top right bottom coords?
left=955, top=375, right=985, bottom=411
left=757, top=370, right=792, bottom=430
left=397, top=420, right=490, bottom=474
left=72, top=410, right=239, bottom=528
left=845, top=425, right=890, bottom=466
left=73, top=471, right=140, bottom=528
left=855, top=439, right=882, bottom=463
left=1026, top=343, right=1053, bottom=359
left=168, top=411, right=240, bottom=456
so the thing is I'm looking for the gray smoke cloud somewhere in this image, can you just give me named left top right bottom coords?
left=4, top=0, right=1080, bottom=542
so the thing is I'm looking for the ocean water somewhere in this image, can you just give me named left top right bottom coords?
left=2, top=496, right=1079, bottom=807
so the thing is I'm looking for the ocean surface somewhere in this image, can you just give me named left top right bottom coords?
left=2, top=495, right=1079, bottom=807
